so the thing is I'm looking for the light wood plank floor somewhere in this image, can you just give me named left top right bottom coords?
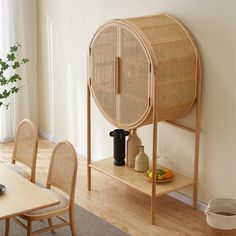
left=0, top=138, right=207, bottom=236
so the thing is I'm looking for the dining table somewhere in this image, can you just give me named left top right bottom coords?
left=0, top=163, right=60, bottom=234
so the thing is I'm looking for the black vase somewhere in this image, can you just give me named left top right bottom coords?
left=109, top=129, right=129, bottom=166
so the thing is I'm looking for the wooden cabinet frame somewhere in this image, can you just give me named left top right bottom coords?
left=87, top=56, right=201, bottom=224
left=87, top=14, right=202, bottom=225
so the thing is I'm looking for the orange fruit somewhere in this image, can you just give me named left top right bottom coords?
left=163, top=170, right=174, bottom=180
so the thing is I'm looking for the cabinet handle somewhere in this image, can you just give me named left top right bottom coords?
left=114, top=57, right=120, bottom=94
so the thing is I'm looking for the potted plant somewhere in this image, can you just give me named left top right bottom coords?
left=0, top=42, right=29, bottom=108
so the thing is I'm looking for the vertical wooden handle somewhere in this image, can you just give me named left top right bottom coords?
left=114, top=57, right=120, bottom=94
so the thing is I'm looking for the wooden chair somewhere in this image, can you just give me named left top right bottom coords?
left=4, top=119, right=38, bottom=183
left=13, top=140, right=78, bottom=236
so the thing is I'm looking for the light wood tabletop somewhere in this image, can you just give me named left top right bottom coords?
left=0, top=163, right=60, bottom=220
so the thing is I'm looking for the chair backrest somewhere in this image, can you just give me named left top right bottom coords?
left=12, top=119, right=38, bottom=182
left=47, top=141, right=78, bottom=202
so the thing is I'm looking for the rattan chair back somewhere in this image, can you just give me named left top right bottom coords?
left=47, top=141, right=78, bottom=198
left=12, top=119, right=38, bottom=182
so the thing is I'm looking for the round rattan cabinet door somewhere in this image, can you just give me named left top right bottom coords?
left=90, top=23, right=151, bottom=128
left=90, top=24, right=118, bottom=122
left=118, top=25, right=150, bottom=127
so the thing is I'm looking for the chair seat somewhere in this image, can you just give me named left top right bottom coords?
left=24, top=188, right=68, bottom=218
left=4, top=163, right=30, bottom=179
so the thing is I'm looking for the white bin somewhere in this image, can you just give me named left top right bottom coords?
left=205, top=198, right=236, bottom=236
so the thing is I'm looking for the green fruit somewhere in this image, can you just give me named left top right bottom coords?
left=146, top=169, right=152, bottom=176
left=156, top=169, right=165, bottom=176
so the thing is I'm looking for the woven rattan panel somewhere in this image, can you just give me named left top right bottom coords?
left=119, top=26, right=149, bottom=125
left=14, top=121, right=37, bottom=168
left=91, top=25, right=117, bottom=121
left=49, top=143, right=76, bottom=195
left=89, top=14, right=199, bottom=128
left=127, top=15, right=197, bottom=121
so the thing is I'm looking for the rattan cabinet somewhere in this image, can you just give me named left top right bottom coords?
left=87, top=14, right=201, bottom=225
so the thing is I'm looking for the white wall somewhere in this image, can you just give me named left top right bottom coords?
left=37, top=0, right=236, bottom=203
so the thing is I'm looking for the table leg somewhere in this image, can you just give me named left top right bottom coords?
left=5, top=218, right=9, bottom=236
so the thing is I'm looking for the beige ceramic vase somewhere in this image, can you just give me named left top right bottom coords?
left=134, top=146, right=149, bottom=172
left=127, top=129, right=141, bottom=168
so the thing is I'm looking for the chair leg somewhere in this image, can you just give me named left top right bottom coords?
left=69, top=209, right=77, bottom=236
left=48, top=218, right=56, bottom=234
left=27, top=220, right=32, bottom=236
left=5, top=218, right=10, bottom=236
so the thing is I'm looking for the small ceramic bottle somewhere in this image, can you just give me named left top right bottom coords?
left=127, top=129, right=141, bottom=168
left=134, top=146, right=149, bottom=172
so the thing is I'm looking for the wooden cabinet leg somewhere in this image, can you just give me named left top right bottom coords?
left=193, top=184, right=197, bottom=209
left=87, top=84, right=91, bottom=191
left=151, top=196, right=156, bottom=225
left=88, top=165, right=91, bottom=191
left=193, top=58, right=202, bottom=209
left=193, top=121, right=200, bottom=209
left=151, top=121, right=158, bottom=224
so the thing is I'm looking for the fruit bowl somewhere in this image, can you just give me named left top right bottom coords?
left=145, top=168, right=175, bottom=183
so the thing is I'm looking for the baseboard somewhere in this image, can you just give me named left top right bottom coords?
left=38, top=130, right=55, bottom=142
left=38, top=130, right=93, bottom=159
left=167, top=191, right=207, bottom=212
left=76, top=147, right=87, bottom=159
left=0, top=137, right=14, bottom=144
left=38, top=130, right=71, bottom=143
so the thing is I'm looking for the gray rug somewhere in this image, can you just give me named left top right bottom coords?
left=0, top=205, right=130, bottom=236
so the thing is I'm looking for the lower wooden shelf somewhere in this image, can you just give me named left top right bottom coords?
left=89, top=157, right=194, bottom=197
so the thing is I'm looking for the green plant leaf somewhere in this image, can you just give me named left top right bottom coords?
left=11, top=86, right=19, bottom=94
left=2, top=89, right=10, bottom=98
left=22, top=58, right=29, bottom=63
left=0, top=77, right=7, bottom=86
left=7, top=53, right=16, bottom=61
left=1, top=61, right=9, bottom=70
left=12, top=61, right=20, bottom=69
left=8, top=74, right=21, bottom=83
left=10, top=45, right=18, bottom=52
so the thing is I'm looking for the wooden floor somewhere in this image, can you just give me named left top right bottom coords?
left=0, top=138, right=207, bottom=236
